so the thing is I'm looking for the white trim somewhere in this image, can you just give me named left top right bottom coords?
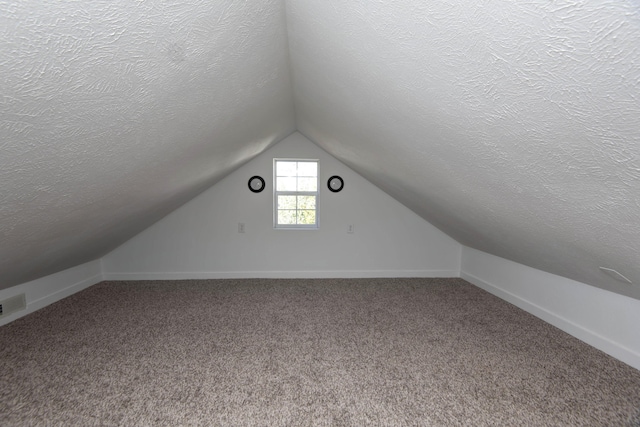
left=102, top=269, right=460, bottom=281
left=461, top=270, right=640, bottom=371
left=28, top=273, right=102, bottom=314
left=273, top=158, right=320, bottom=229
left=0, top=260, right=103, bottom=327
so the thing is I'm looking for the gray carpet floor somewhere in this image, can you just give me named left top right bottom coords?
left=1, top=278, right=640, bottom=426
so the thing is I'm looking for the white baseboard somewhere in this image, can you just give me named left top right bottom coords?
left=0, top=266, right=456, bottom=326
left=27, top=273, right=103, bottom=314
left=102, top=269, right=460, bottom=281
left=461, top=270, right=640, bottom=371
left=0, top=260, right=103, bottom=327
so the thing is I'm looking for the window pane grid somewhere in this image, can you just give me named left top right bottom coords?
left=274, top=159, right=318, bottom=228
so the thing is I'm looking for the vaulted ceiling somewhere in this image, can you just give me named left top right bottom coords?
left=2, top=1, right=639, bottom=298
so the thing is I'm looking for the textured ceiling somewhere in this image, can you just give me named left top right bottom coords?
left=0, top=0, right=295, bottom=289
left=2, top=1, right=639, bottom=299
left=287, top=1, right=640, bottom=299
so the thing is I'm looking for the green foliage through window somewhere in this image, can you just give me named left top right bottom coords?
left=274, top=160, right=319, bottom=228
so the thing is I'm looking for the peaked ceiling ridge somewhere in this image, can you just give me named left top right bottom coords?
left=1, top=0, right=639, bottom=303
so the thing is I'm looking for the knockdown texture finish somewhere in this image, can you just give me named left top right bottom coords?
left=287, top=1, right=640, bottom=299
left=0, top=0, right=295, bottom=289
left=1, top=1, right=640, bottom=301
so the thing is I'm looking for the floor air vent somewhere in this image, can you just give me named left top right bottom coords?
left=0, top=294, right=26, bottom=319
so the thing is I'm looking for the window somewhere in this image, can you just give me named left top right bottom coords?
left=274, top=159, right=319, bottom=229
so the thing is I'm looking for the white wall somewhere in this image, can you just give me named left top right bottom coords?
left=4, top=174, right=639, bottom=374
left=0, top=260, right=103, bottom=326
left=461, top=246, right=640, bottom=371
left=103, top=133, right=461, bottom=279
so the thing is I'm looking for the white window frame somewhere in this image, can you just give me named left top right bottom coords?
left=273, top=158, right=319, bottom=230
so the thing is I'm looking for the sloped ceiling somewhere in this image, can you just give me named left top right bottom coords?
left=1, top=1, right=639, bottom=299
left=287, top=1, right=640, bottom=299
left=0, top=0, right=295, bottom=289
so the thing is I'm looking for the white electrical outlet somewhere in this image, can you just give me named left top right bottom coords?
left=347, top=224, right=355, bottom=234
left=238, top=223, right=245, bottom=233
